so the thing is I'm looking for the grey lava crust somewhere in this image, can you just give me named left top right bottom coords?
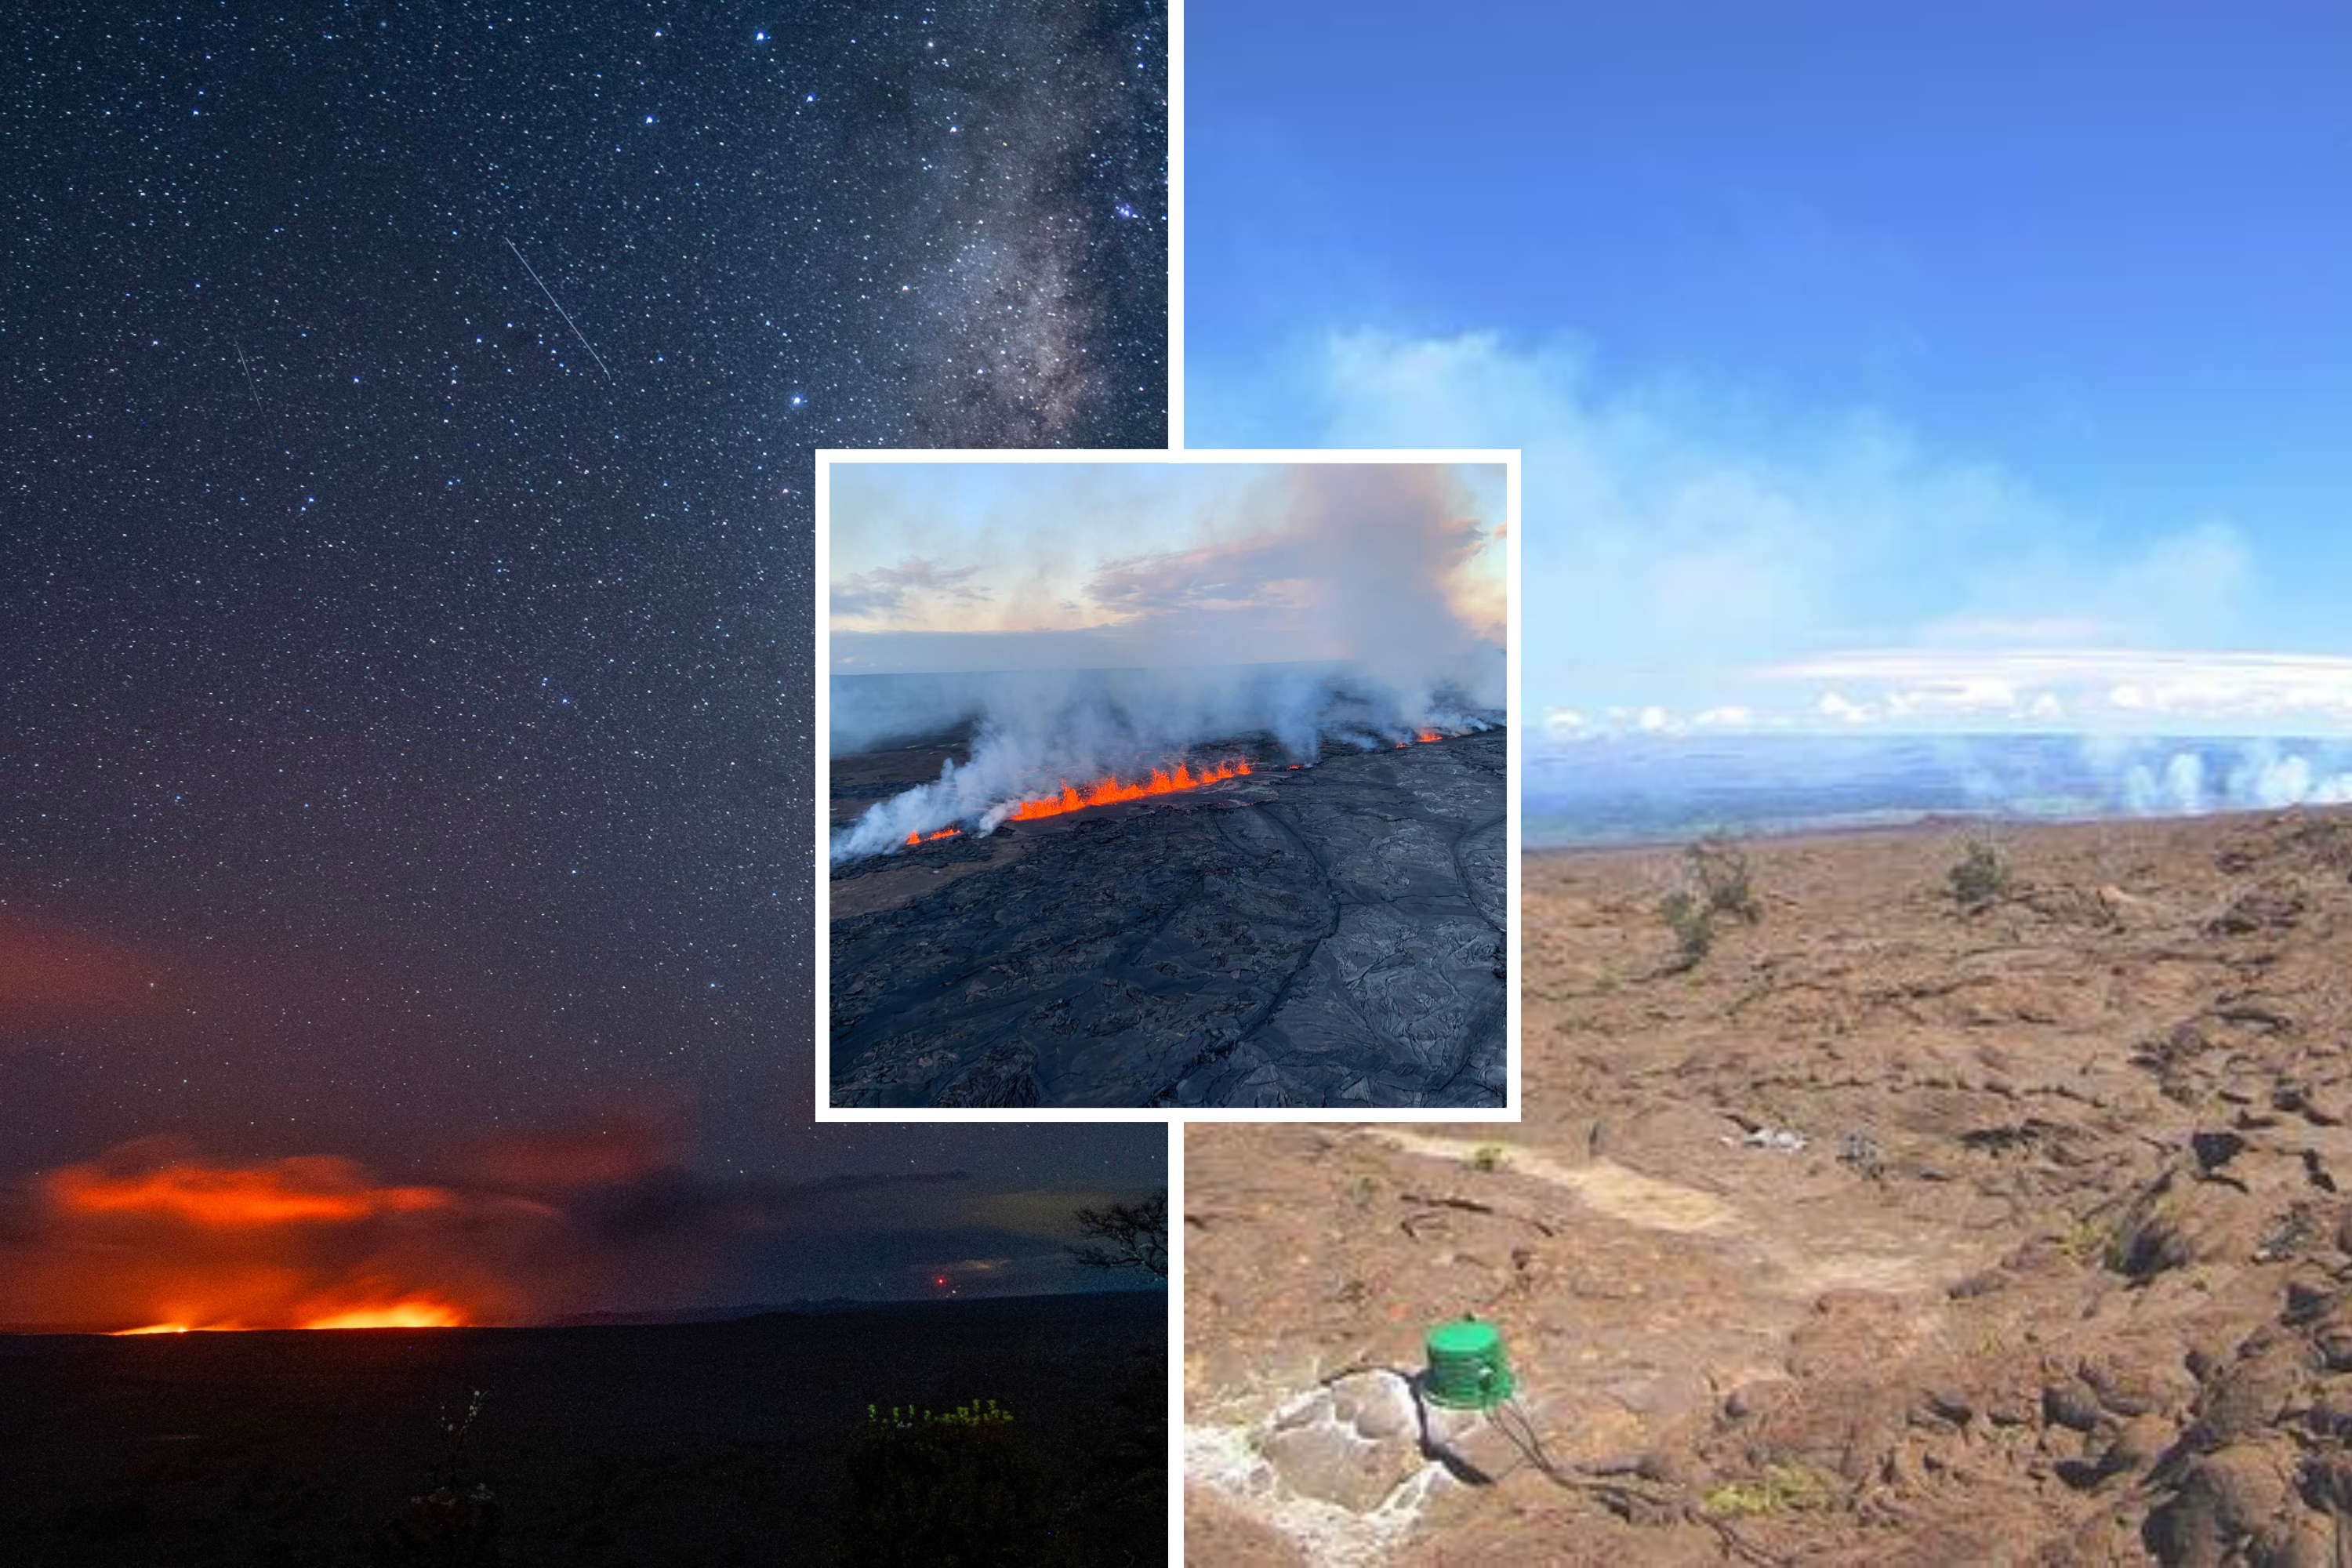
left=830, top=731, right=1508, bottom=1109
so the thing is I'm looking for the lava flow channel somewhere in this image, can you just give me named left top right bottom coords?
left=903, top=826, right=963, bottom=846
left=1007, top=759, right=1253, bottom=822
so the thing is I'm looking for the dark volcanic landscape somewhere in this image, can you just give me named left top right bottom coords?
left=829, top=731, right=1508, bottom=1109
left=0, top=1291, right=1163, bottom=1568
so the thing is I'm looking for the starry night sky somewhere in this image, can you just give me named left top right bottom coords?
left=0, top=2, right=1165, bottom=1318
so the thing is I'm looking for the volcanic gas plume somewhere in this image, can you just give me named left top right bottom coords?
left=829, top=463, right=1506, bottom=862
left=829, top=671, right=1499, bottom=862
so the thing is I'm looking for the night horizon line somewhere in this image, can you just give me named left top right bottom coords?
left=0, top=1284, right=1170, bottom=1341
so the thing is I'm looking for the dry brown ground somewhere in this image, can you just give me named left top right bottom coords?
left=1186, top=807, right=2352, bottom=1566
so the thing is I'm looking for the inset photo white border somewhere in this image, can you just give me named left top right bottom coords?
left=815, top=447, right=1520, bottom=1123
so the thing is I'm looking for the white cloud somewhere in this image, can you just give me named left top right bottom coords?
left=1817, top=691, right=1874, bottom=724
left=1241, top=328, right=2274, bottom=724
left=1756, top=649, right=2352, bottom=735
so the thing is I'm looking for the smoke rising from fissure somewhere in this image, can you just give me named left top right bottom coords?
left=829, top=666, right=1501, bottom=862
left=829, top=464, right=1507, bottom=862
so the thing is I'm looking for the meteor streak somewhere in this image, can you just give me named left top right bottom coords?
left=507, top=239, right=615, bottom=382
left=234, top=339, right=263, bottom=415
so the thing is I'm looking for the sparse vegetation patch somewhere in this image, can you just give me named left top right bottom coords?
left=1657, top=833, right=1760, bottom=971
left=1699, top=1461, right=1844, bottom=1518
left=844, top=1399, right=1051, bottom=1565
left=1949, top=836, right=2010, bottom=911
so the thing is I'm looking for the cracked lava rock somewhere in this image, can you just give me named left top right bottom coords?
left=829, top=729, right=1508, bottom=1109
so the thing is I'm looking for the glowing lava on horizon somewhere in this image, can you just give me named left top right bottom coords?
left=110, top=1297, right=470, bottom=1335
left=1415, top=729, right=1443, bottom=743
left=902, top=826, right=963, bottom=847
left=31, top=1152, right=532, bottom=1335
left=303, top=1298, right=468, bottom=1330
left=1007, top=759, right=1253, bottom=822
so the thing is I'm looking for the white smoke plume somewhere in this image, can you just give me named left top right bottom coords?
left=2114, top=740, right=2352, bottom=816
left=828, top=463, right=1508, bottom=862
left=828, top=665, right=1500, bottom=862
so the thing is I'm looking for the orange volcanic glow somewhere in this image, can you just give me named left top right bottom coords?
left=303, top=1298, right=468, bottom=1330
left=1007, top=759, right=1253, bottom=822
left=109, top=1296, right=470, bottom=1335
left=13, top=1146, right=563, bottom=1334
left=1415, top=729, right=1443, bottom=743
left=902, top=826, right=963, bottom=846
left=53, top=1158, right=459, bottom=1228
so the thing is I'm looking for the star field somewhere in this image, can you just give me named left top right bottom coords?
left=0, top=0, right=1167, bottom=1223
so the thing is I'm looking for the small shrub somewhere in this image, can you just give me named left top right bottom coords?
left=1467, top=1144, right=1509, bottom=1174
left=1948, top=837, right=2009, bottom=910
left=1687, top=832, right=1761, bottom=924
left=1700, top=1461, right=1843, bottom=1518
left=842, top=1399, right=1052, bottom=1566
left=1658, top=888, right=1714, bottom=972
left=1656, top=834, right=1759, bottom=972
left=374, top=1389, right=497, bottom=1568
left=2053, top=1215, right=2110, bottom=1267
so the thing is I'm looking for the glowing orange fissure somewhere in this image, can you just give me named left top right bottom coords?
left=1006, top=758, right=1253, bottom=822
left=902, top=826, right=963, bottom=846
left=111, top=1297, right=470, bottom=1335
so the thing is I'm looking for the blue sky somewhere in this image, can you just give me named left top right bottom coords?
left=1185, top=2, right=2352, bottom=736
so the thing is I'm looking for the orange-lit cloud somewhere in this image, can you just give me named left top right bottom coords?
left=0, top=911, right=178, bottom=1029
left=0, top=1127, right=726, bottom=1335
left=450, top=1115, right=674, bottom=1191
left=50, top=1156, right=473, bottom=1228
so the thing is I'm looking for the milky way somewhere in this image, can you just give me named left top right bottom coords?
left=0, top=2, right=1166, bottom=1305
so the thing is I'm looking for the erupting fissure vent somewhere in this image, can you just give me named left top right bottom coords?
left=902, top=827, right=963, bottom=847
left=1007, top=759, right=1254, bottom=822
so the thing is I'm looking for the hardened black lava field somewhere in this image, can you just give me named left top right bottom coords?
left=829, top=730, right=1508, bottom=1109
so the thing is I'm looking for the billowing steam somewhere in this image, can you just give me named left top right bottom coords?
left=829, top=465, right=1506, bottom=862
left=1526, top=732, right=2352, bottom=848
left=829, top=667, right=1500, bottom=861
left=2106, top=739, right=2352, bottom=816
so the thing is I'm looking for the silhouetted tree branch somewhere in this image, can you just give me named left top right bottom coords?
left=1069, top=1189, right=1167, bottom=1278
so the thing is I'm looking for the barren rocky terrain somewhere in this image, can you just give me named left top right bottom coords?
left=1186, top=807, right=2352, bottom=1564
left=829, top=731, right=1507, bottom=1109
